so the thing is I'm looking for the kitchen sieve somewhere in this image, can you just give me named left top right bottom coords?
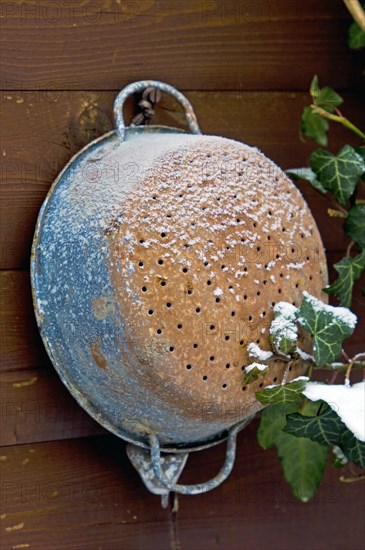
left=31, top=80, right=328, bottom=498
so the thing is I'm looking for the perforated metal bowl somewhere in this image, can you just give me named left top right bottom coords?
left=31, top=81, right=328, bottom=496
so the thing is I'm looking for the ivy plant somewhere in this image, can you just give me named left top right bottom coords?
left=246, top=295, right=365, bottom=502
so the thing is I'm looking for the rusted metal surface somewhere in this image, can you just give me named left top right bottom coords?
left=31, top=81, right=328, bottom=496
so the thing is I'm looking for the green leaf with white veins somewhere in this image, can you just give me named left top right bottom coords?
left=344, top=205, right=365, bottom=249
left=310, top=145, right=365, bottom=205
left=285, top=406, right=343, bottom=446
left=298, top=292, right=357, bottom=366
left=255, top=378, right=308, bottom=406
left=324, top=250, right=365, bottom=308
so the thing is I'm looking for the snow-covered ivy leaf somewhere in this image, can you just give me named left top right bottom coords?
left=300, top=106, right=328, bottom=146
left=303, top=381, right=365, bottom=442
left=255, top=378, right=308, bottom=406
left=348, top=20, right=365, bottom=49
left=298, top=292, right=357, bottom=366
left=286, top=167, right=327, bottom=195
left=258, top=403, right=327, bottom=502
left=285, top=402, right=365, bottom=469
left=324, top=250, right=365, bottom=307
left=242, top=362, right=268, bottom=384
left=344, top=204, right=365, bottom=249
left=269, top=302, right=298, bottom=356
left=310, top=145, right=365, bottom=205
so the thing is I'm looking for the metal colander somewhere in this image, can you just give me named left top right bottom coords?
left=31, top=81, right=328, bottom=497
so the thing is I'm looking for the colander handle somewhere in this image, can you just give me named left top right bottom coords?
left=113, top=80, right=201, bottom=141
left=149, top=420, right=246, bottom=495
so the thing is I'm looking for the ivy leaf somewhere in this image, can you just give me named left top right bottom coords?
left=348, top=21, right=365, bottom=49
left=316, top=87, right=343, bottom=113
left=285, top=406, right=343, bottom=446
left=310, top=75, right=320, bottom=98
left=298, top=292, right=357, bottom=366
left=310, top=145, right=365, bottom=205
left=300, top=106, right=328, bottom=146
left=255, top=378, right=308, bottom=406
left=324, top=251, right=365, bottom=307
left=340, top=429, right=365, bottom=469
left=355, top=145, right=365, bottom=165
left=344, top=204, right=365, bottom=249
left=258, top=404, right=327, bottom=502
left=285, top=406, right=365, bottom=469
left=269, top=302, right=299, bottom=356
left=286, top=167, right=327, bottom=195
left=242, top=363, right=268, bottom=384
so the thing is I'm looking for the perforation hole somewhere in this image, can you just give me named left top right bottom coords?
left=222, top=384, right=227, bottom=389
left=248, top=315, right=253, bottom=321
left=177, top=324, right=183, bottom=329
left=207, top=280, right=212, bottom=286
left=231, top=311, right=236, bottom=316
left=182, top=267, right=188, bottom=273
left=215, top=297, right=221, bottom=303
left=166, top=302, right=172, bottom=308
left=138, top=261, right=144, bottom=267
left=160, top=281, right=166, bottom=287
left=169, top=346, right=175, bottom=352
left=225, top=335, right=230, bottom=341
left=148, top=309, right=154, bottom=315
left=242, top=386, right=247, bottom=391
left=273, top=377, right=277, bottom=383
left=226, top=363, right=230, bottom=369
left=196, top=307, right=201, bottom=313
left=210, top=325, right=215, bottom=330
left=210, top=356, right=215, bottom=362
left=139, top=239, right=145, bottom=244
left=186, top=364, right=192, bottom=370
left=157, top=329, right=162, bottom=335
left=142, top=286, right=147, bottom=292
left=158, top=259, right=164, bottom=265
left=202, top=375, right=208, bottom=381
left=193, top=343, right=198, bottom=348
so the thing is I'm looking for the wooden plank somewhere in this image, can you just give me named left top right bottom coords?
left=0, top=368, right=105, bottom=446
left=0, top=1, right=361, bottom=92
left=0, top=423, right=364, bottom=549
left=1, top=253, right=364, bottom=374
left=1, top=91, right=364, bottom=268
left=0, top=436, right=171, bottom=550
left=0, top=272, right=48, bottom=372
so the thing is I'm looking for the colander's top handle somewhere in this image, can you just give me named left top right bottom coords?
left=149, top=420, right=246, bottom=496
left=113, top=80, right=201, bottom=141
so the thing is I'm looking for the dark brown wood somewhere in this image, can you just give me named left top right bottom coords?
left=0, top=368, right=105, bottom=446
left=0, top=1, right=362, bottom=92
left=0, top=423, right=364, bottom=550
left=1, top=91, right=364, bottom=269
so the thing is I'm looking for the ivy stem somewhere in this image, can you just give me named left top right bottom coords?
left=310, top=104, right=365, bottom=140
left=343, top=0, right=365, bottom=31
left=303, top=360, right=365, bottom=372
left=346, top=240, right=355, bottom=257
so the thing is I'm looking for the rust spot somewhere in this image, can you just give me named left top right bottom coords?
left=92, top=296, right=114, bottom=320
left=90, top=343, right=108, bottom=370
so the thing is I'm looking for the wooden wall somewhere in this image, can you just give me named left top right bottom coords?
left=1, top=1, right=364, bottom=548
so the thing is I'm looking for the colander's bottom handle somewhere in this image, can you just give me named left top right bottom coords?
left=149, top=421, right=246, bottom=496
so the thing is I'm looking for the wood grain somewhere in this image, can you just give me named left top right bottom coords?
left=0, top=0, right=362, bottom=92
left=0, top=368, right=105, bottom=446
left=1, top=424, right=364, bottom=550
left=1, top=91, right=364, bottom=269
